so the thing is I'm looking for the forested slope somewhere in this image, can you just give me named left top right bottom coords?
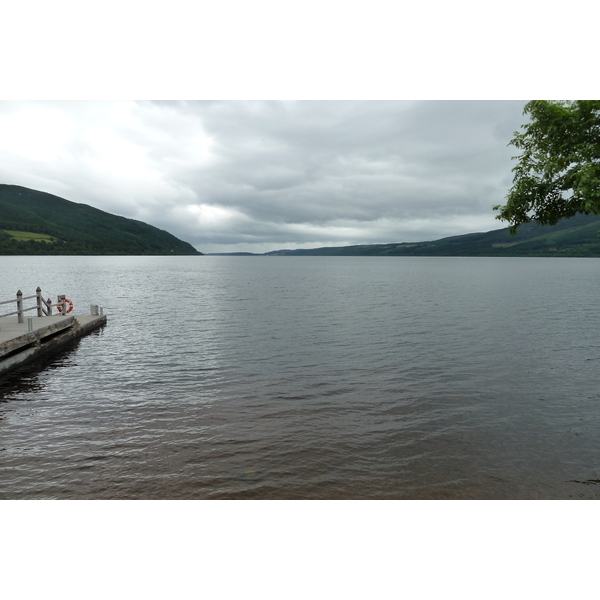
left=0, top=184, right=201, bottom=255
left=264, top=213, right=600, bottom=257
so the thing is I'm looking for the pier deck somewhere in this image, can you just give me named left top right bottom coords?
left=0, top=313, right=107, bottom=377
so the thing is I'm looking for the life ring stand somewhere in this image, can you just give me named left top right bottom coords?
left=56, top=298, right=74, bottom=314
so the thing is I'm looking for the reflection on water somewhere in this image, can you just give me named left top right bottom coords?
left=1, top=256, right=600, bottom=499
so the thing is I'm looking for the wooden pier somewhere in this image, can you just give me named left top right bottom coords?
left=0, top=288, right=107, bottom=377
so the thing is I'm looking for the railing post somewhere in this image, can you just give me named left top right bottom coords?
left=47, top=297, right=53, bottom=316
left=17, top=290, right=24, bottom=323
left=36, top=287, right=43, bottom=317
left=58, top=295, right=66, bottom=316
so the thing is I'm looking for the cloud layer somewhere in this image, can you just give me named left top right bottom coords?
left=0, top=100, right=527, bottom=252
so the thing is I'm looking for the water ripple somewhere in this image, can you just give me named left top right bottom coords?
left=2, top=256, right=600, bottom=499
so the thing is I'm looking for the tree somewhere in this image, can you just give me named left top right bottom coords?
left=494, top=100, right=600, bottom=233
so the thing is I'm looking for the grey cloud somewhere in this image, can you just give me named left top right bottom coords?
left=0, top=100, right=528, bottom=253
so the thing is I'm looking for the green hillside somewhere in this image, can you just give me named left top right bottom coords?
left=0, top=184, right=202, bottom=255
left=264, top=213, right=600, bottom=257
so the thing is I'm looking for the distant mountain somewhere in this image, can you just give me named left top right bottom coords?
left=262, top=213, right=600, bottom=257
left=0, top=184, right=202, bottom=255
left=207, top=252, right=258, bottom=256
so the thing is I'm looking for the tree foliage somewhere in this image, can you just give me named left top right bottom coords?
left=495, top=100, right=600, bottom=233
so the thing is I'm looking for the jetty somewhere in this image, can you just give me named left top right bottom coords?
left=0, top=287, right=107, bottom=377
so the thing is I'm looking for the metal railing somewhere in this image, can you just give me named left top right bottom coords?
left=0, top=287, right=67, bottom=323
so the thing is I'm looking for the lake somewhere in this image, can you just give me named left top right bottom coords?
left=2, top=255, right=600, bottom=499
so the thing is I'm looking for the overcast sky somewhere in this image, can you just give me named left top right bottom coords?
left=0, top=100, right=529, bottom=253
left=1, top=1, right=593, bottom=255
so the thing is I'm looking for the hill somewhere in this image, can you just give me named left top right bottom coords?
left=262, top=213, right=600, bottom=257
left=0, top=184, right=202, bottom=255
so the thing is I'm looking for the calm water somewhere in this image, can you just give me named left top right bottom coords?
left=2, top=255, right=600, bottom=499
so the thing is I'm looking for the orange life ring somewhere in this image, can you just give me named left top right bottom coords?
left=56, top=298, right=74, bottom=313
